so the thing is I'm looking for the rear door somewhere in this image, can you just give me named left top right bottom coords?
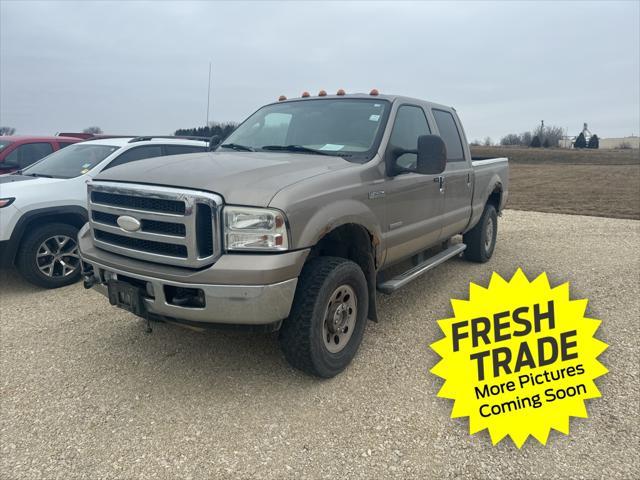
left=383, top=104, right=445, bottom=265
left=432, top=109, right=473, bottom=239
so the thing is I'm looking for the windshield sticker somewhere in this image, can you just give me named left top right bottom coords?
left=369, top=114, right=380, bottom=122
left=82, top=163, right=91, bottom=169
left=319, top=144, right=344, bottom=151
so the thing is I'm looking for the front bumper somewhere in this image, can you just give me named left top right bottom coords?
left=84, top=258, right=298, bottom=325
left=77, top=224, right=307, bottom=326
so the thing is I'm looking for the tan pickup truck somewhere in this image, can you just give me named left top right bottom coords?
left=79, top=91, right=508, bottom=377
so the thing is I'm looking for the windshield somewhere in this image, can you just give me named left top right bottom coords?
left=220, top=98, right=390, bottom=160
left=0, top=140, right=12, bottom=151
left=21, top=144, right=119, bottom=178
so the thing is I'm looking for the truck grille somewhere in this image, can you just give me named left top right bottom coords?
left=88, top=182, right=222, bottom=268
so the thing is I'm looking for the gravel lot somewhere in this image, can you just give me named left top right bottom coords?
left=1, top=210, right=638, bottom=479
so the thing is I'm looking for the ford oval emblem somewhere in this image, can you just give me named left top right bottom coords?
left=117, top=215, right=141, bottom=232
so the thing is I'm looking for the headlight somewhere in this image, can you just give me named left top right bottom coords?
left=224, top=206, right=289, bottom=251
left=0, top=197, right=15, bottom=208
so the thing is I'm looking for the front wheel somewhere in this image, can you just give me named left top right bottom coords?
left=463, top=203, right=498, bottom=263
left=279, top=256, right=369, bottom=378
left=15, top=223, right=82, bottom=288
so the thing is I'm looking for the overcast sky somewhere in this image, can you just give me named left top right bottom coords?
left=1, top=0, right=639, bottom=140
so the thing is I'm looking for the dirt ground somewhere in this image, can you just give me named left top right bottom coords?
left=1, top=210, right=638, bottom=480
left=471, top=147, right=640, bottom=220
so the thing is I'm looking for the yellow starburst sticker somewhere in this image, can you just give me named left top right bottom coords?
left=430, top=269, right=608, bottom=447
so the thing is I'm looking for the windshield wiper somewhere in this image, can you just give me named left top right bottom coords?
left=260, top=145, right=336, bottom=156
left=25, top=173, right=54, bottom=178
left=219, top=143, right=255, bottom=152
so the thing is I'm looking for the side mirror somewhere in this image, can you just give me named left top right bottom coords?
left=209, top=135, right=221, bottom=151
left=416, top=135, right=446, bottom=175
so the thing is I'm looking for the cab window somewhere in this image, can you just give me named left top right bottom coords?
left=432, top=109, right=465, bottom=162
left=388, top=105, right=431, bottom=169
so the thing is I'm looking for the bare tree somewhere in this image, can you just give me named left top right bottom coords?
left=83, top=126, right=103, bottom=134
left=0, top=126, right=16, bottom=136
left=500, top=133, right=520, bottom=146
left=500, top=126, right=561, bottom=148
left=534, top=125, right=563, bottom=147
left=483, top=137, right=492, bottom=146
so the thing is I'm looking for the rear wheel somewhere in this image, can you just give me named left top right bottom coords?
left=16, top=223, right=81, bottom=288
left=463, top=203, right=498, bottom=263
left=279, top=256, right=368, bottom=378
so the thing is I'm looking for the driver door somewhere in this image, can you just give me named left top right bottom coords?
left=383, top=105, right=445, bottom=265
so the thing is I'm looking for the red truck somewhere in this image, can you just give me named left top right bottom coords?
left=0, top=136, right=82, bottom=174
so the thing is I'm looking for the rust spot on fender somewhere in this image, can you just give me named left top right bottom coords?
left=371, top=232, right=381, bottom=248
left=318, top=222, right=335, bottom=240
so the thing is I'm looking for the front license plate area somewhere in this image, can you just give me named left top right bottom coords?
left=107, top=280, right=147, bottom=317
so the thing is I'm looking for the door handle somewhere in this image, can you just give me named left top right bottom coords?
left=433, top=176, right=445, bottom=193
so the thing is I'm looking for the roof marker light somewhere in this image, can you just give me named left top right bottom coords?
left=301, top=91, right=310, bottom=98
left=278, top=95, right=287, bottom=101
left=318, top=90, right=327, bottom=97
left=369, top=88, right=379, bottom=96
left=336, top=89, right=346, bottom=96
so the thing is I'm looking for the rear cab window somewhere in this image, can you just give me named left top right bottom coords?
left=432, top=109, right=465, bottom=162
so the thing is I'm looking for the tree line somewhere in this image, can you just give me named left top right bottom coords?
left=174, top=122, right=237, bottom=139
left=499, top=124, right=599, bottom=149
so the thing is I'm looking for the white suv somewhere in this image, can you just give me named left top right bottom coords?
left=0, top=136, right=209, bottom=288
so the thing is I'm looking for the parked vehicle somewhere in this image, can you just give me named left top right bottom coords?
left=79, top=91, right=509, bottom=377
left=0, top=136, right=81, bottom=174
left=0, top=137, right=209, bottom=288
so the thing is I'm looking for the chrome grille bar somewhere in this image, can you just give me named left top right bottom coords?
left=88, top=181, right=222, bottom=268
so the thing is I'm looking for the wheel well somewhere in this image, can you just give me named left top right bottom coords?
left=21, top=213, right=86, bottom=235
left=308, top=223, right=378, bottom=321
left=13, top=213, right=86, bottom=255
left=488, top=186, right=502, bottom=210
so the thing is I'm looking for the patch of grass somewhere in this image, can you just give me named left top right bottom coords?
left=470, top=147, right=640, bottom=219
left=472, top=146, right=639, bottom=165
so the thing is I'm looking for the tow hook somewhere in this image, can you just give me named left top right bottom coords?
left=81, top=263, right=97, bottom=289
left=83, top=273, right=96, bottom=289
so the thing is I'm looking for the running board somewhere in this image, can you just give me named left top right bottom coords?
left=377, top=243, right=467, bottom=294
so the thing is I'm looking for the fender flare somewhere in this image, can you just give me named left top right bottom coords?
left=293, top=199, right=384, bottom=266
left=1, top=205, right=87, bottom=267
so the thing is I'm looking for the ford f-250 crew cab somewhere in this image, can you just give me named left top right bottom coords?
left=79, top=91, right=508, bottom=377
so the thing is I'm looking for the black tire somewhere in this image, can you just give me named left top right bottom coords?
left=463, top=203, right=498, bottom=263
left=279, top=256, right=369, bottom=378
left=15, top=223, right=81, bottom=288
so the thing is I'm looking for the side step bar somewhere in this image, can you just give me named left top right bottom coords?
left=377, top=243, right=467, bottom=294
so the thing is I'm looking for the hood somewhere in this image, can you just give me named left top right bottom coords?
left=93, top=151, right=356, bottom=206
left=0, top=175, right=67, bottom=196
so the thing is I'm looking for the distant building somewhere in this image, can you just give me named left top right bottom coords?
left=559, top=136, right=573, bottom=148
left=599, top=136, right=639, bottom=150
